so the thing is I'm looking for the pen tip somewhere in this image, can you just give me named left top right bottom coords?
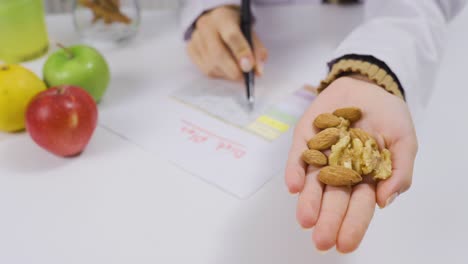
left=248, top=96, right=255, bottom=110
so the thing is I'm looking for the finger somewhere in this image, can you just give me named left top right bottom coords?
left=217, top=20, right=254, bottom=72
left=188, top=31, right=206, bottom=68
left=207, top=67, right=225, bottom=79
left=296, top=169, right=324, bottom=228
left=312, top=186, right=351, bottom=251
left=285, top=113, right=320, bottom=194
left=285, top=131, right=308, bottom=194
left=285, top=111, right=318, bottom=194
left=189, top=47, right=223, bottom=78
left=190, top=31, right=224, bottom=79
left=336, top=180, right=376, bottom=254
left=253, top=32, right=268, bottom=76
left=187, top=40, right=204, bottom=71
left=217, top=44, right=243, bottom=81
left=376, top=136, right=418, bottom=208
left=198, top=25, right=243, bottom=81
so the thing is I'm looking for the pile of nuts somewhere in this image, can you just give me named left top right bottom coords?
left=79, top=0, right=132, bottom=24
left=302, top=107, right=392, bottom=187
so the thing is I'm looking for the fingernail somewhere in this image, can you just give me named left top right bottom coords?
left=316, top=248, right=330, bottom=255
left=240, top=57, right=253, bottom=72
left=384, top=193, right=399, bottom=208
left=257, top=62, right=264, bottom=76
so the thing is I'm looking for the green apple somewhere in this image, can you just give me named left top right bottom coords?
left=43, top=44, right=110, bottom=103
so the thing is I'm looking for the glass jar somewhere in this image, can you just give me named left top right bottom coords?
left=73, top=0, right=141, bottom=47
left=0, top=0, right=49, bottom=63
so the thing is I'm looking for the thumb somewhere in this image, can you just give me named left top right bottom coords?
left=285, top=118, right=320, bottom=194
left=218, top=20, right=254, bottom=73
left=376, top=137, right=418, bottom=208
left=285, top=136, right=308, bottom=194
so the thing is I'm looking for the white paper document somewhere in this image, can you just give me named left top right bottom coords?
left=99, top=75, right=315, bottom=198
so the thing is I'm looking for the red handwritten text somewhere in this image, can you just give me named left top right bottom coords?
left=180, top=120, right=247, bottom=159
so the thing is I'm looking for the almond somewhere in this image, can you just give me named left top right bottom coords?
left=333, top=107, right=362, bottom=123
left=349, top=128, right=372, bottom=143
left=307, top=128, right=341, bottom=150
left=302, top=149, right=328, bottom=166
left=318, top=166, right=362, bottom=186
left=313, top=113, right=341, bottom=129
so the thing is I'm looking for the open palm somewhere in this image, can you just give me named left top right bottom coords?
left=285, top=76, right=418, bottom=253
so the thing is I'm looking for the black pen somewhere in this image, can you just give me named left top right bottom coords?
left=240, top=0, right=255, bottom=108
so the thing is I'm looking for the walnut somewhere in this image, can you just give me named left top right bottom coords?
left=362, top=139, right=381, bottom=175
left=351, top=138, right=363, bottom=175
left=337, top=117, right=350, bottom=137
left=328, top=134, right=351, bottom=166
left=329, top=133, right=391, bottom=179
left=373, top=149, right=392, bottom=180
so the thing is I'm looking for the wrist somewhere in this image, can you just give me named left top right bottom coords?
left=319, top=56, right=405, bottom=101
left=346, top=73, right=375, bottom=84
left=324, top=76, right=402, bottom=103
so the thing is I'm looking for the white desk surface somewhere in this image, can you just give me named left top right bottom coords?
left=1, top=4, right=468, bottom=264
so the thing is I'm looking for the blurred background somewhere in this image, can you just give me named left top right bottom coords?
left=0, top=0, right=184, bottom=63
left=45, top=0, right=181, bottom=13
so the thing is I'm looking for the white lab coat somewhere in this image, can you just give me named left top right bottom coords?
left=181, top=0, right=467, bottom=115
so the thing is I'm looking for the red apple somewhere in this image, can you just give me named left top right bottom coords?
left=25, top=85, right=98, bottom=157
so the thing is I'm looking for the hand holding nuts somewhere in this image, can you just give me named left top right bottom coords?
left=301, top=107, right=392, bottom=187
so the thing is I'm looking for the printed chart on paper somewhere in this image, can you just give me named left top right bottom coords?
left=172, top=78, right=316, bottom=141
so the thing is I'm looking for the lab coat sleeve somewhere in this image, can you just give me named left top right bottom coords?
left=331, top=0, right=467, bottom=110
left=180, top=0, right=240, bottom=40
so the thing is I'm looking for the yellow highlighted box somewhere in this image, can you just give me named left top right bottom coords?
left=257, top=115, right=290, bottom=132
left=248, top=122, right=281, bottom=141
